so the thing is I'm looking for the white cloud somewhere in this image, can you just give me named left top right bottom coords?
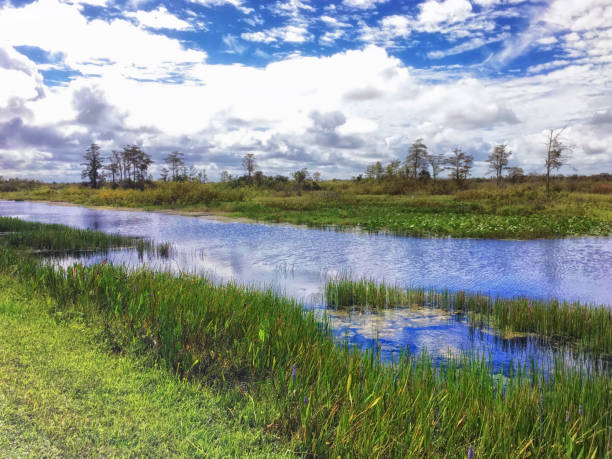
left=242, top=25, right=311, bottom=44
left=0, top=0, right=207, bottom=81
left=189, top=0, right=253, bottom=14
left=1, top=0, right=611, bottom=179
left=428, top=34, right=507, bottom=59
left=342, top=0, right=389, bottom=9
left=418, top=0, right=473, bottom=30
left=125, top=7, right=193, bottom=31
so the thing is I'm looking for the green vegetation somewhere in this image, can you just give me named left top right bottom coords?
left=1, top=219, right=611, bottom=456
left=2, top=175, right=611, bottom=239
left=325, top=277, right=612, bottom=355
left=0, top=216, right=147, bottom=253
left=0, top=276, right=291, bottom=457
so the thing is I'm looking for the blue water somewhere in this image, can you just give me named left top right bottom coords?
left=2, top=200, right=611, bottom=371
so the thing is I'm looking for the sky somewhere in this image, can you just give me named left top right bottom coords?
left=0, top=0, right=611, bottom=181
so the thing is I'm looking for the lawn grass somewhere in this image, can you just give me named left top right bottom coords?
left=3, top=181, right=611, bottom=239
left=0, top=274, right=291, bottom=457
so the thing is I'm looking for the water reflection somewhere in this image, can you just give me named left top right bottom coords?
left=2, top=200, right=611, bottom=373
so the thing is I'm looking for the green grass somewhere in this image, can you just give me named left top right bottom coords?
left=0, top=216, right=148, bottom=253
left=0, top=274, right=291, bottom=457
left=325, top=277, right=612, bottom=355
left=2, top=241, right=611, bottom=456
left=3, top=180, right=611, bottom=239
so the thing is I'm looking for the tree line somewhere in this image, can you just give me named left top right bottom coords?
left=362, top=129, right=572, bottom=196
left=82, top=144, right=206, bottom=189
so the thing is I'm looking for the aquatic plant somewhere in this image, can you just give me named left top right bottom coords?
left=1, top=219, right=610, bottom=456
left=0, top=216, right=148, bottom=253
left=325, top=277, right=612, bottom=354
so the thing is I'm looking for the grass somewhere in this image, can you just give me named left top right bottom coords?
left=3, top=180, right=611, bottom=239
left=0, top=216, right=149, bottom=253
left=0, top=274, right=291, bottom=457
left=1, top=219, right=611, bottom=456
left=325, top=277, right=612, bottom=355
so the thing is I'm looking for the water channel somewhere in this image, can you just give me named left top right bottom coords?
left=2, top=199, right=611, bottom=372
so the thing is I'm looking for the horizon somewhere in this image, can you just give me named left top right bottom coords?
left=1, top=0, right=611, bottom=181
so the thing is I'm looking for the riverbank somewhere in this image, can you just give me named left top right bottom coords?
left=0, top=274, right=290, bottom=457
left=2, top=181, right=611, bottom=239
left=1, top=218, right=611, bottom=456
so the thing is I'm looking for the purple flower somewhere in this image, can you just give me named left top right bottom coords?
left=304, top=396, right=308, bottom=405
left=579, top=405, right=583, bottom=416
left=292, top=364, right=296, bottom=383
left=468, top=446, right=473, bottom=459
left=565, top=411, right=570, bottom=423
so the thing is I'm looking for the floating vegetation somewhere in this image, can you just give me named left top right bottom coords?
left=325, top=277, right=612, bottom=355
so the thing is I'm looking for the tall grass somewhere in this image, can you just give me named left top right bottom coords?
left=3, top=180, right=610, bottom=239
left=325, top=277, right=612, bottom=355
left=1, top=223, right=610, bottom=456
left=0, top=217, right=149, bottom=253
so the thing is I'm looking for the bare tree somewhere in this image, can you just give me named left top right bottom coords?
left=220, top=170, right=231, bottom=182
left=293, top=168, right=309, bottom=196
left=426, top=154, right=445, bottom=182
left=312, top=171, right=321, bottom=182
left=445, top=147, right=473, bottom=184
left=487, top=144, right=512, bottom=186
left=81, top=143, right=103, bottom=188
left=242, top=153, right=256, bottom=179
left=545, top=129, right=573, bottom=197
left=405, top=138, right=428, bottom=178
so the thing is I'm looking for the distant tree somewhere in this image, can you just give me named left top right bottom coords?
left=220, top=170, right=231, bottom=182
left=405, top=138, right=428, bottom=179
left=121, top=145, right=153, bottom=187
left=445, top=147, right=473, bottom=184
left=164, top=151, right=185, bottom=181
left=385, top=160, right=401, bottom=178
left=293, top=168, right=309, bottom=196
left=426, top=153, right=445, bottom=182
left=81, top=143, right=104, bottom=189
left=253, top=170, right=264, bottom=186
left=487, top=144, right=512, bottom=186
left=506, top=166, right=524, bottom=184
left=365, top=161, right=384, bottom=180
left=104, top=151, right=121, bottom=188
left=242, top=153, right=256, bottom=179
left=312, top=171, right=321, bottom=182
left=187, top=166, right=207, bottom=183
left=544, top=129, right=573, bottom=197
left=160, top=167, right=169, bottom=182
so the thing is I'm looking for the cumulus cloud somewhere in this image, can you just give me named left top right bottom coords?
left=0, top=0, right=611, bottom=180
left=125, top=7, right=193, bottom=30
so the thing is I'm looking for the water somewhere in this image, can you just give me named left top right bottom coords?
left=2, top=200, right=611, bottom=371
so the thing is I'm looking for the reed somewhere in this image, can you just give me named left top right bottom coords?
left=0, top=216, right=149, bottom=253
left=1, top=220, right=611, bottom=456
left=325, top=277, right=612, bottom=354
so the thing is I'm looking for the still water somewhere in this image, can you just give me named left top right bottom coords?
left=2, top=200, right=611, bottom=371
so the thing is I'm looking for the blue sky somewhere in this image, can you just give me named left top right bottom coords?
left=1, top=0, right=611, bottom=180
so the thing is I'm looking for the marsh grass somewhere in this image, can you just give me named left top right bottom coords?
left=0, top=217, right=150, bottom=254
left=3, top=181, right=610, bottom=239
left=325, top=277, right=612, bottom=355
left=0, top=253, right=608, bottom=455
